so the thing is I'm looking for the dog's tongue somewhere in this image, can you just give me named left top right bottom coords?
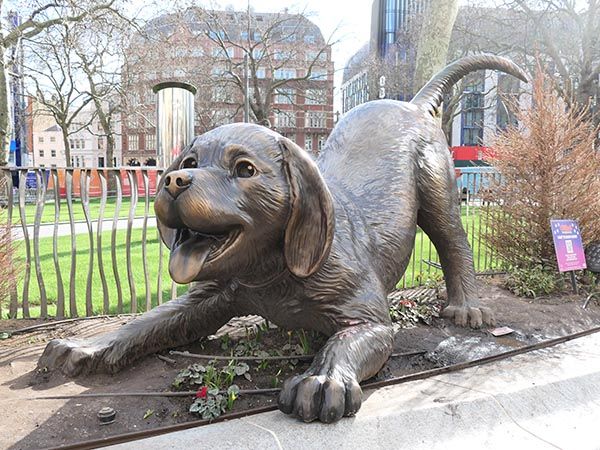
left=169, top=234, right=212, bottom=284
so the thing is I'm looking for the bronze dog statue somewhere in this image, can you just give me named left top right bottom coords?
left=39, top=55, right=526, bottom=423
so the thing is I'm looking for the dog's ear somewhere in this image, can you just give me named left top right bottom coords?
left=279, top=137, right=334, bottom=278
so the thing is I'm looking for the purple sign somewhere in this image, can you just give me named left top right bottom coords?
left=551, top=219, right=587, bottom=272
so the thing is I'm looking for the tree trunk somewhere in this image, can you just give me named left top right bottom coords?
left=61, top=126, right=71, bottom=166
left=413, top=0, right=459, bottom=93
left=106, top=132, right=115, bottom=168
left=0, top=45, right=9, bottom=166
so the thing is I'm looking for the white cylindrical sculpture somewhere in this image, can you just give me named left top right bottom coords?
left=153, top=81, right=196, bottom=168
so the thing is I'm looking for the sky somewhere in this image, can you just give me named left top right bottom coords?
left=211, top=0, right=374, bottom=112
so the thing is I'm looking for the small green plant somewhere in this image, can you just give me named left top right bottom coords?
left=172, top=363, right=207, bottom=389
left=505, top=265, right=559, bottom=298
left=296, top=330, right=310, bottom=355
left=220, top=334, right=231, bottom=351
left=271, top=368, right=283, bottom=388
left=415, top=271, right=445, bottom=289
left=389, top=298, right=440, bottom=328
left=188, top=385, right=241, bottom=420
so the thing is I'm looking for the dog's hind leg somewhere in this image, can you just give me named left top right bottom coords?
left=416, top=136, right=494, bottom=328
left=38, top=281, right=242, bottom=376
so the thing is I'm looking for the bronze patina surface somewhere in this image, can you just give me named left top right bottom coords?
left=39, top=55, right=527, bottom=423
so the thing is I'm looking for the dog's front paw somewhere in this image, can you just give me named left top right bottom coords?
left=278, top=373, right=362, bottom=423
left=442, top=305, right=495, bottom=328
left=38, top=338, right=118, bottom=376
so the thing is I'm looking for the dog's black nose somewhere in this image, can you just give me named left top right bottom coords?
left=164, top=170, right=192, bottom=198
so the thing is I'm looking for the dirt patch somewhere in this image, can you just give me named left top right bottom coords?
left=2, top=277, right=600, bottom=449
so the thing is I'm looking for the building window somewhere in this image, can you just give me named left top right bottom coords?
left=39, top=149, right=44, bottom=157
left=274, top=111, right=296, bottom=128
left=461, top=71, right=485, bottom=146
left=274, top=88, right=295, bottom=104
left=212, top=47, right=234, bottom=58
left=98, top=156, right=105, bottom=167
left=146, top=133, right=156, bottom=151
left=304, top=35, right=316, bottom=44
left=305, top=135, right=313, bottom=151
left=305, top=89, right=326, bottom=105
left=38, top=136, right=44, bottom=143
left=128, top=134, right=139, bottom=151
left=208, top=30, right=226, bottom=40
left=255, top=68, right=266, bottom=79
left=306, top=111, right=326, bottom=128
left=50, top=136, right=56, bottom=143
left=274, top=68, right=296, bottom=80
left=309, top=69, right=327, bottom=81
left=274, top=50, right=292, bottom=60
left=50, top=149, right=56, bottom=157
left=318, top=135, right=326, bottom=152
left=252, top=48, right=265, bottom=59
left=212, top=86, right=233, bottom=103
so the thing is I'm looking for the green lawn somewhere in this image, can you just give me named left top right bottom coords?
left=5, top=205, right=499, bottom=319
left=12, top=196, right=156, bottom=226
left=398, top=207, right=501, bottom=288
left=8, top=227, right=186, bottom=319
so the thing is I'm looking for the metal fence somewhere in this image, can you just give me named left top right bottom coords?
left=0, top=166, right=502, bottom=319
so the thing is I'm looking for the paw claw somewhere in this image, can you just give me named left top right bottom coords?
left=278, top=373, right=361, bottom=423
left=442, top=305, right=495, bottom=328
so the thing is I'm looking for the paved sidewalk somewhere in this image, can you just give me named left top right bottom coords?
left=111, top=331, right=600, bottom=450
left=11, top=217, right=157, bottom=240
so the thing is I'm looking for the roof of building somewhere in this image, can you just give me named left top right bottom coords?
left=43, top=125, right=61, bottom=132
left=142, top=7, right=326, bottom=46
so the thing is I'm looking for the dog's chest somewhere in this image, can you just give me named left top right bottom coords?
left=240, top=286, right=337, bottom=334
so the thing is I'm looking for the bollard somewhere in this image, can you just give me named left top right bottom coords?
left=152, top=81, right=196, bottom=168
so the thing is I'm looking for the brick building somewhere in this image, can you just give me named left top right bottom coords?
left=121, top=8, right=335, bottom=166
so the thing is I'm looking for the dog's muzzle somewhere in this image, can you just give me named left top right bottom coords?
left=163, top=170, right=192, bottom=199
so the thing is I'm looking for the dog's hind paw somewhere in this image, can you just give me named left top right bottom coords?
left=441, top=305, right=495, bottom=328
left=278, top=373, right=362, bottom=423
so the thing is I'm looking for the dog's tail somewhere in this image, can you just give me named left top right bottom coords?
left=410, top=54, right=528, bottom=117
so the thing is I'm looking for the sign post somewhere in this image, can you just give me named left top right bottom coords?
left=551, top=219, right=587, bottom=293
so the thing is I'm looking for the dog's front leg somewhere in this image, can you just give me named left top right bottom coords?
left=278, top=322, right=393, bottom=423
left=38, top=283, right=239, bottom=376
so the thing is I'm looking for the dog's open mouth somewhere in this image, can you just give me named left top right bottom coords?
left=168, top=227, right=241, bottom=284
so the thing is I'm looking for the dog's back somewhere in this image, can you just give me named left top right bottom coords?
left=317, top=55, right=527, bottom=288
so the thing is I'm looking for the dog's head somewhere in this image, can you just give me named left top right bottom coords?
left=154, top=123, right=334, bottom=284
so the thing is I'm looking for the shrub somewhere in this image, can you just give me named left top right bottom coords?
left=504, top=265, right=559, bottom=298
left=484, top=70, right=600, bottom=269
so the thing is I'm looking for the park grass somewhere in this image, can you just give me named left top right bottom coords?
left=13, top=196, right=155, bottom=226
left=7, top=227, right=186, bottom=319
left=6, top=206, right=499, bottom=319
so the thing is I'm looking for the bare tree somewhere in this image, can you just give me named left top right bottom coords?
left=71, top=11, right=142, bottom=168
left=457, top=0, right=600, bottom=128
left=201, top=6, right=336, bottom=126
left=23, top=23, right=94, bottom=165
left=0, top=0, right=126, bottom=165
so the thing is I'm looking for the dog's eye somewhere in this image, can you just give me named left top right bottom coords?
left=234, top=161, right=256, bottom=178
left=181, top=157, right=197, bottom=169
